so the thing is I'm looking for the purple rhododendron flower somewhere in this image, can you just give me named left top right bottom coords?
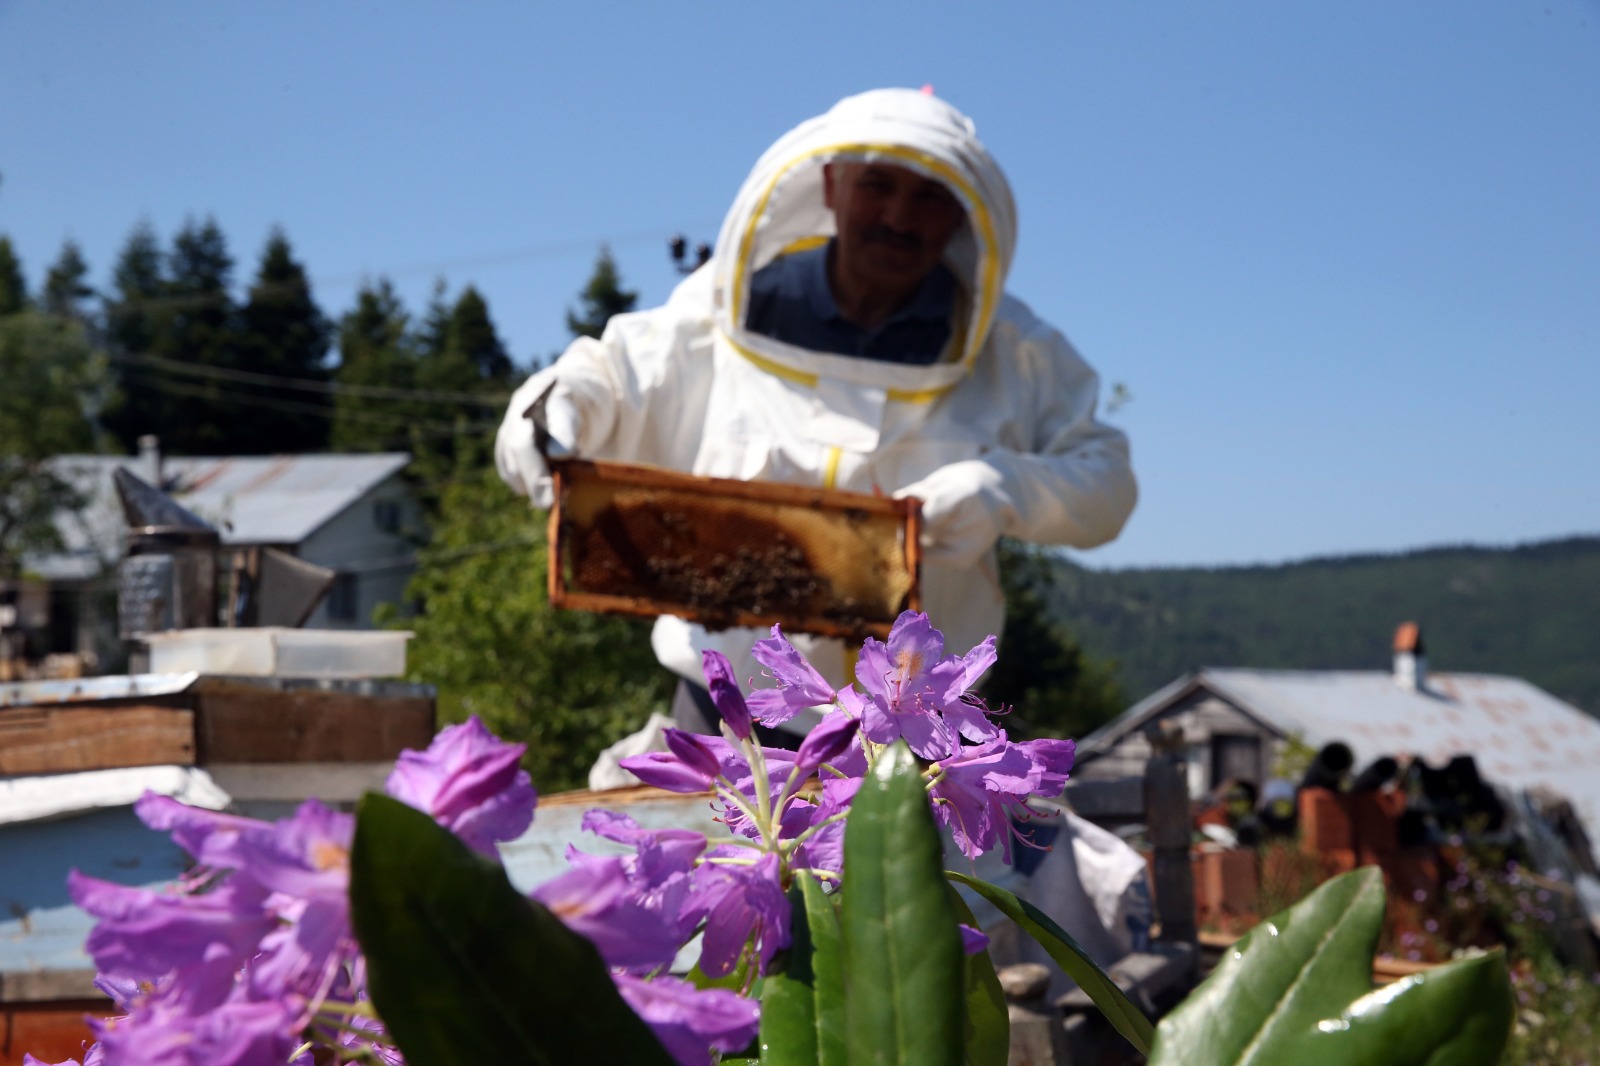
left=535, top=811, right=705, bottom=974
left=1020, top=737, right=1077, bottom=799
left=787, top=777, right=861, bottom=880
left=134, top=795, right=272, bottom=871
left=701, top=650, right=753, bottom=739
left=580, top=809, right=708, bottom=877
left=855, top=612, right=960, bottom=759
left=69, top=873, right=275, bottom=1014
left=930, top=733, right=1057, bottom=862
left=24, top=1051, right=100, bottom=1066
left=620, top=750, right=718, bottom=793
left=385, top=715, right=537, bottom=856
left=91, top=998, right=299, bottom=1066
left=746, top=625, right=838, bottom=725
left=534, top=857, right=692, bottom=973
left=794, top=711, right=859, bottom=780
left=960, top=924, right=991, bottom=955
left=686, top=851, right=791, bottom=977
left=612, top=973, right=761, bottom=1066
left=937, top=636, right=1001, bottom=744
left=664, top=728, right=724, bottom=781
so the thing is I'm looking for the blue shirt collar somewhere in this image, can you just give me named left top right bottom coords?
left=803, top=239, right=956, bottom=331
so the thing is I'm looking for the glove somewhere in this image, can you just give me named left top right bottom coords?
left=894, top=459, right=1015, bottom=568
left=493, top=384, right=581, bottom=509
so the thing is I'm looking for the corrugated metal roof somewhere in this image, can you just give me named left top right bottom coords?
left=1083, top=667, right=1600, bottom=865
left=27, top=453, right=410, bottom=580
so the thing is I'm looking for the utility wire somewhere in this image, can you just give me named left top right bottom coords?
left=334, top=533, right=545, bottom=579
left=119, top=370, right=499, bottom=438
left=109, top=350, right=513, bottom=405
left=98, top=223, right=721, bottom=316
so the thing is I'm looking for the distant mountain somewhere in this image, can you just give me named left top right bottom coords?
left=1042, top=536, right=1600, bottom=716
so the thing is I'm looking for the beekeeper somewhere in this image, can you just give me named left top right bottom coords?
left=497, top=88, right=1137, bottom=737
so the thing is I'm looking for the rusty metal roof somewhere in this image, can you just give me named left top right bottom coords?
left=30, top=452, right=410, bottom=580
left=1083, top=667, right=1600, bottom=858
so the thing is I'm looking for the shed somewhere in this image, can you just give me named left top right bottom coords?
left=15, top=450, right=421, bottom=673
left=1075, top=641, right=1600, bottom=877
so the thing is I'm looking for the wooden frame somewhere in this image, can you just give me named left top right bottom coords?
left=547, top=458, right=921, bottom=641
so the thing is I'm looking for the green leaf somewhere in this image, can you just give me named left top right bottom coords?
left=1148, top=867, right=1513, bottom=1065
left=759, top=883, right=819, bottom=1065
left=946, top=883, right=1009, bottom=1066
left=841, top=742, right=965, bottom=1065
left=349, top=792, right=676, bottom=1066
left=802, top=875, right=848, bottom=1066
left=946, top=870, right=1155, bottom=1056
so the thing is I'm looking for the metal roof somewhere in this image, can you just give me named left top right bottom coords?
left=1082, top=667, right=1600, bottom=860
left=27, top=453, right=410, bottom=580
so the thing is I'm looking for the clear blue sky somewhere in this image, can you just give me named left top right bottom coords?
left=2, top=1, right=1596, bottom=570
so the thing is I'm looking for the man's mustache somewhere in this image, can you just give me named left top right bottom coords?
left=862, top=225, right=923, bottom=252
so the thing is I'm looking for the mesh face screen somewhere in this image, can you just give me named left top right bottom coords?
left=550, top=461, right=919, bottom=639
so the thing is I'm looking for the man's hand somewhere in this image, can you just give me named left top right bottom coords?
left=494, top=385, right=581, bottom=509
left=895, top=459, right=1014, bottom=568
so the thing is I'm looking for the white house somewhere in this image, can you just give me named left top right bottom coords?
left=19, top=445, right=422, bottom=670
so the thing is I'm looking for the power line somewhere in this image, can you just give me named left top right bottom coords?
left=336, top=533, right=544, bottom=579
left=109, top=350, right=512, bottom=405
left=118, top=370, right=499, bottom=438
left=96, top=223, right=722, bottom=317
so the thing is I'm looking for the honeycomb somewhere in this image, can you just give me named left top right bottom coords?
left=548, top=459, right=920, bottom=640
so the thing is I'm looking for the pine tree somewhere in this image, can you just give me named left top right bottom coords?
left=565, top=246, right=637, bottom=340
left=236, top=229, right=331, bottom=453
left=983, top=540, right=1127, bottom=739
left=154, top=218, right=242, bottom=454
left=42, top=240, right=95, bottom=322
left=398, top=257, right=668, bottom=787
left=331, top=279, right=418, bottom=453
left=101, top=223, right=171, bottom=451
left=0, top=237, right=28, bottom=316
left=411, top=283, right=516, bottom=498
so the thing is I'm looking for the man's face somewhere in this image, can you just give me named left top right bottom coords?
left=824, top=162, right=965, bottom=300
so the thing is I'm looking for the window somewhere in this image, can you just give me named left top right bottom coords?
left=373, top=500, right=401, bottom=534
left=326, top=573, right=359, bottom=623
left=1211, top=735, right=1263, bottom=789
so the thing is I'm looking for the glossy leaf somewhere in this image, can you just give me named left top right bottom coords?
left=349, top=792, right=675, bottom=1066
left=946, top=870, right=1155, bottom=1056
left=1148, top=866, right=1512, bottom=1065
left=759, top=883, right=819, bottom=1065
left=755, top=877, right=847, bottom=1065
left=947, top=883, right=1009, bottom=1066
left=841, top=742, right=965, bottom=1065
left=802, top=875, right=848, bottom=1066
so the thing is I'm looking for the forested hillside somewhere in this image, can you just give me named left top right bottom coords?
left=1046, top=536, right=1600, bottom=716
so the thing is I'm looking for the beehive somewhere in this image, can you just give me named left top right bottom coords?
left=547, top=459, right=920, bottom=640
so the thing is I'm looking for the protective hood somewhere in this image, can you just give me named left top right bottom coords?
left=709, top=88, right=1018, bottom=399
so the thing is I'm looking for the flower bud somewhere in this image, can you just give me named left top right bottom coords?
left=701, top=650, right=753, bottom=740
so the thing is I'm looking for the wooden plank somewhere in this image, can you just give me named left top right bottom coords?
left=1, top=1001, right=109, bottom=1066
left=0, top=705, right=195, bottom=774
left=550, top=588, right=899, bottom=641
left=0, top=971, right=102, bottom=1004
left=193, top=684, right=434, bottom=764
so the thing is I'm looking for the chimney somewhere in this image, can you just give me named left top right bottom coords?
left=138, top=434, right=162, bottom=488
left=1393, top=622, right=1426, bottom=692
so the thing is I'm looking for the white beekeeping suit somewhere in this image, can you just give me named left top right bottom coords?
left=497, top=88, right=1136, bottom=722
